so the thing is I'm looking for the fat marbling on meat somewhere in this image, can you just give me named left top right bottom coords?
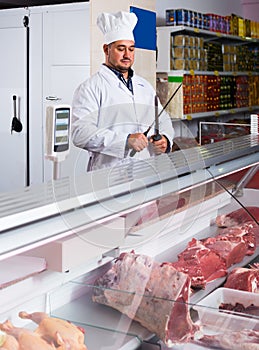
left=224, top=263, right=259, bottom=293
left=169, top=238, right=227, bottom=289
left=92, top=251, right=199, bottom=346
left=215, top=206, right=259, bottom=228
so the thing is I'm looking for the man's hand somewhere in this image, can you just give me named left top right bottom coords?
left=150, top=135, right=168, bottom=154
left=127, top=133, right=148, bottom=152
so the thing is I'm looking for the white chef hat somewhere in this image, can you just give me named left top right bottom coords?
left=97, top=11, right=138, bottom=44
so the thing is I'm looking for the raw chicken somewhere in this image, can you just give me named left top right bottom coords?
left=0, top=333, right=19, bottom=350
left=92, top=251, right=199, bottom=346
left=19, top=311, right=87, bottom=350
left=0, top=320, right=55, bottom=350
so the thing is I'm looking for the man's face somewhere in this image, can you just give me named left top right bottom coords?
left=104, top=40, right=135, bottom=74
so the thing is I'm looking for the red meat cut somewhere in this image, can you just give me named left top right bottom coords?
left=92, top=251, right=199, bottom=345
left=224, top=263, right=259, bottom=293
left=169, top=238, right=227, bottom=289
left=218, top=223, right=257, bottom=255
left=202, top=235, right=247, bottom=268
left=215, top=206, right=259, bottom=227
left=196, top=329, right=259, bottom=350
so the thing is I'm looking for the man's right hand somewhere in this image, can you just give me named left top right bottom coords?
left=127, top=133, right=148, bottom=152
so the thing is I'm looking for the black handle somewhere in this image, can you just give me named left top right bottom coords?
left=151, top=133, right=162, bottom=142
left=11, top=95, right=23, bottom=133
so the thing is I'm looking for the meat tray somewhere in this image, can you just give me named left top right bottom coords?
left=193, top=288, right=259, bottom=331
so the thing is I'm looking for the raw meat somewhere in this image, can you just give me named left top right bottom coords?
left=0, top=333, right=19, bottom=350
left=224, top=264, right=259, bottom=293
left=219, top=302, right=259, bottom=317
left=19, top=311, right=87, bottom=350
left=202, top=235, right=247, bottom=268
left=215, top=206, right=259, bottom=227
left=196, top=329, right=259, bottom=350
left=92, top=251, right=199, bottom=346
left=218, top=223, right=257, bottom=255
left=0, top=320, right=56, bottom=350
left=170, top=238, right=227, bottom=289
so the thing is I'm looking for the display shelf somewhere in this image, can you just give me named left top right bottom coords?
left=161, top=25, right=259, bottom=44
left=47, top=188, right=259, bottom=349
left=175, top=106, right=259, bottom=121
left=166, top=70, right=259, bottom=77
left=157, top=25, right=259, bottom=120
left=157, top=25, right=259, bottom=73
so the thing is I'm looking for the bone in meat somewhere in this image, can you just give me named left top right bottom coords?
left=92, top=251, right=199, bottom=346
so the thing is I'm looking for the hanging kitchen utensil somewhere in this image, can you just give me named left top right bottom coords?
left=11, top=95, right=23, bottom=133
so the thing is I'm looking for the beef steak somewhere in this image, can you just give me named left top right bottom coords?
left=170, top=238, right=227, bottom=289
left=224, top=264, right=259, bottom=293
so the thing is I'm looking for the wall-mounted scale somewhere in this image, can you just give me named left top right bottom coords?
left=45, top=105, right=71, bottom=180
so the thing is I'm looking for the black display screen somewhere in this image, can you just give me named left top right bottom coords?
left=54, top=108, right=70, bottom=152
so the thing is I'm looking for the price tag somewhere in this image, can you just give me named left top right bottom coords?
left=190, top=69, right=195, bottom=76
left=214, top=70, right=219, bottom=76
left=214, top=112, right=220, bottom=117
left=186, top=115, right=192, bottom=120
left=216, top=32, right=222, bottom=37
left=194, top=28, right=199, bottom=33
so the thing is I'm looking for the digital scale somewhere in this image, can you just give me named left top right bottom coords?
left=45, top=105, right=71, bottom=179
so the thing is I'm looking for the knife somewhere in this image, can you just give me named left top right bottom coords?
left=130, top=83, right=182, bottom=157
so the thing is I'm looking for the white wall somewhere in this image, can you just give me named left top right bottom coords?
left=156, top=0, right=243, bottom=25
left=241, top=0, right=259, bottom=21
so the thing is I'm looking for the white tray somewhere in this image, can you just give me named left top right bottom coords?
left=193, top=287, right=259, bottom=332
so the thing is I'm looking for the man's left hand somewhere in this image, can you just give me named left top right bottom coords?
left=150, top=135, right=168, bottom=154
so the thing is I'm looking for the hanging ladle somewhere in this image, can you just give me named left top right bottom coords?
left=11, top=95, right=23, bottom=133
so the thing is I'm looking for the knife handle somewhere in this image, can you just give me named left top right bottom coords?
left=151, top=133, right=162, bottom=142
left=129, top=128, right=150, bottom=157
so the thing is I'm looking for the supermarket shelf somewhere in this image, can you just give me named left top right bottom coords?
left=158, top=25, right=259, bottom=44
left=179, top=106, right=259, bottom=120
left=165, top=70, right=259, bottom=77
left=157, top=25, right=259, bottom=76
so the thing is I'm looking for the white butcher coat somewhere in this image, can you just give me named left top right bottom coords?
left=72, top=64, right=175, bottom=171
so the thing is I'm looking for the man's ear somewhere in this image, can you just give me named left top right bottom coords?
left=103, top=44, right=109, bottom=55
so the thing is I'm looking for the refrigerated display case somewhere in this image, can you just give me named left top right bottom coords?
left=0, top=134, right=258, bottom=349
